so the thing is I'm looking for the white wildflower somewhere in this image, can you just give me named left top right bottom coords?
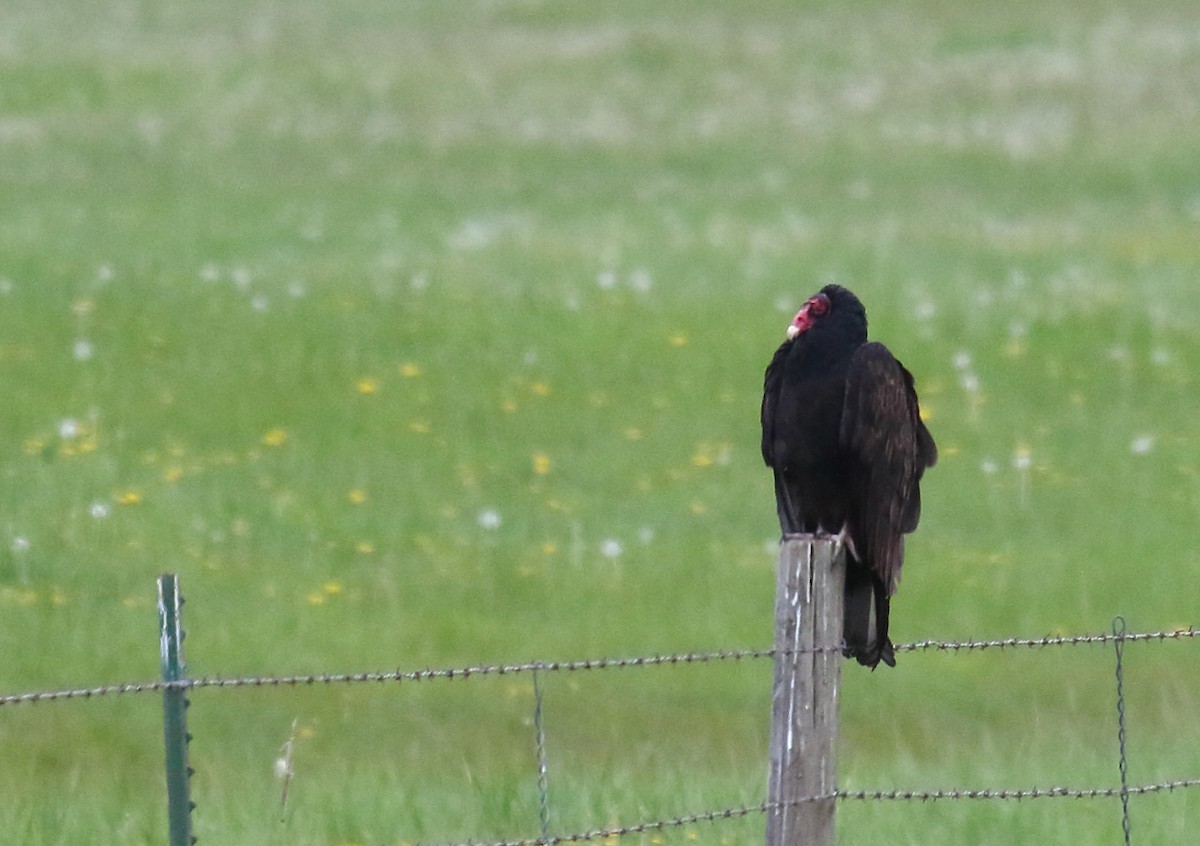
left=1130, top=435, right=1154, bottom=455
left=73, top=340, right=94, bottom=361
left=600, top=539, right=623, bottom=558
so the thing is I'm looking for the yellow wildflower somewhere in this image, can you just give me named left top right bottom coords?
left=2, top=587, right=39, bottom=606
left=262, top=428, right=288, bottom=447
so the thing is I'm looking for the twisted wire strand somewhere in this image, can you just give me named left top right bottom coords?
left=0, top=650, right=775, bottom=706
left=414, top=781, right=1200, bottom=846
left=1112, top=616, right=1134, bottom=846
left=899, top=626, right=1198, bottom=653
left=838, top=779, right=1200, bottom=802
left=2, top=628, right=1196, bottom=707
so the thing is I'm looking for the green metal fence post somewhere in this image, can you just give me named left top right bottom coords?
left=158, top=573, right=195, bottom=846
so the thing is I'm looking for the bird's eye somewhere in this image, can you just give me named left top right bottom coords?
left=807, top=294, right=831, bottom=316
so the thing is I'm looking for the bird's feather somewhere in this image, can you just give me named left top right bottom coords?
left=839, top=343, right=936, bottom=593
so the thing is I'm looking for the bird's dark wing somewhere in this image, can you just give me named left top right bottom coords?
left=839, top=342, right=937, bottom=593
left=760, top=340, right=790, bottom=467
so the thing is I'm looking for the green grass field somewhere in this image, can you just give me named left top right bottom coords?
left=2, top=1, right=1199, bottom=843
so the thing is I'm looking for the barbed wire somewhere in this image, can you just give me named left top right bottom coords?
left=415, top=780, right=1200, bottom=846
left=838, top=779, right=1200, bottom=802
left=1, top=627, right=1195, bottom=708
left=3, top=624, right=1197, bottom=843
left=0, top=649, right=774, bottom=707
left=898, top=626, right=1198, bottom=653
left=440, top=798, right=783, bottom=846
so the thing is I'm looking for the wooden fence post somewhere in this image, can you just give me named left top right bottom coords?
left=766, top=537, right=844, bottom=846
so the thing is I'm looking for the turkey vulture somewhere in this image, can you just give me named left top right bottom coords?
left=761, top=284, right=936, bottom=668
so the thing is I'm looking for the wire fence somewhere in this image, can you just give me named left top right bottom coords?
left=1, top=600, right=1197, bottom=845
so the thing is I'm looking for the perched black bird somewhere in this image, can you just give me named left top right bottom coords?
left=761, top=285, right=936, bottom=668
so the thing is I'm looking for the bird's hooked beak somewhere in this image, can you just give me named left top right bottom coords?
left=786, top=306, right=811, bottom=340
left=785, top=292, right=831, bottom=340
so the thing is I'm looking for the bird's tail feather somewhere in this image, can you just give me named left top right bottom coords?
left=773, top=471, right=801, bottom=535
left=843, top=564, right=874, bottom=662
left=843, top=564, right=896, bottom=669
left=872, top=577, right=896, bottom=668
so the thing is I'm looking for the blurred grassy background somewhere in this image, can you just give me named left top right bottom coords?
left=1, top=0, right=1198, bottom=843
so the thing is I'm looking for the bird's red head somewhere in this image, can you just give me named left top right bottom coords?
left=786, top=292, right=831, bottom=340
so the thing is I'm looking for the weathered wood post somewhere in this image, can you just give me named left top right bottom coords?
left=766, top=536, right=844, bottom=846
